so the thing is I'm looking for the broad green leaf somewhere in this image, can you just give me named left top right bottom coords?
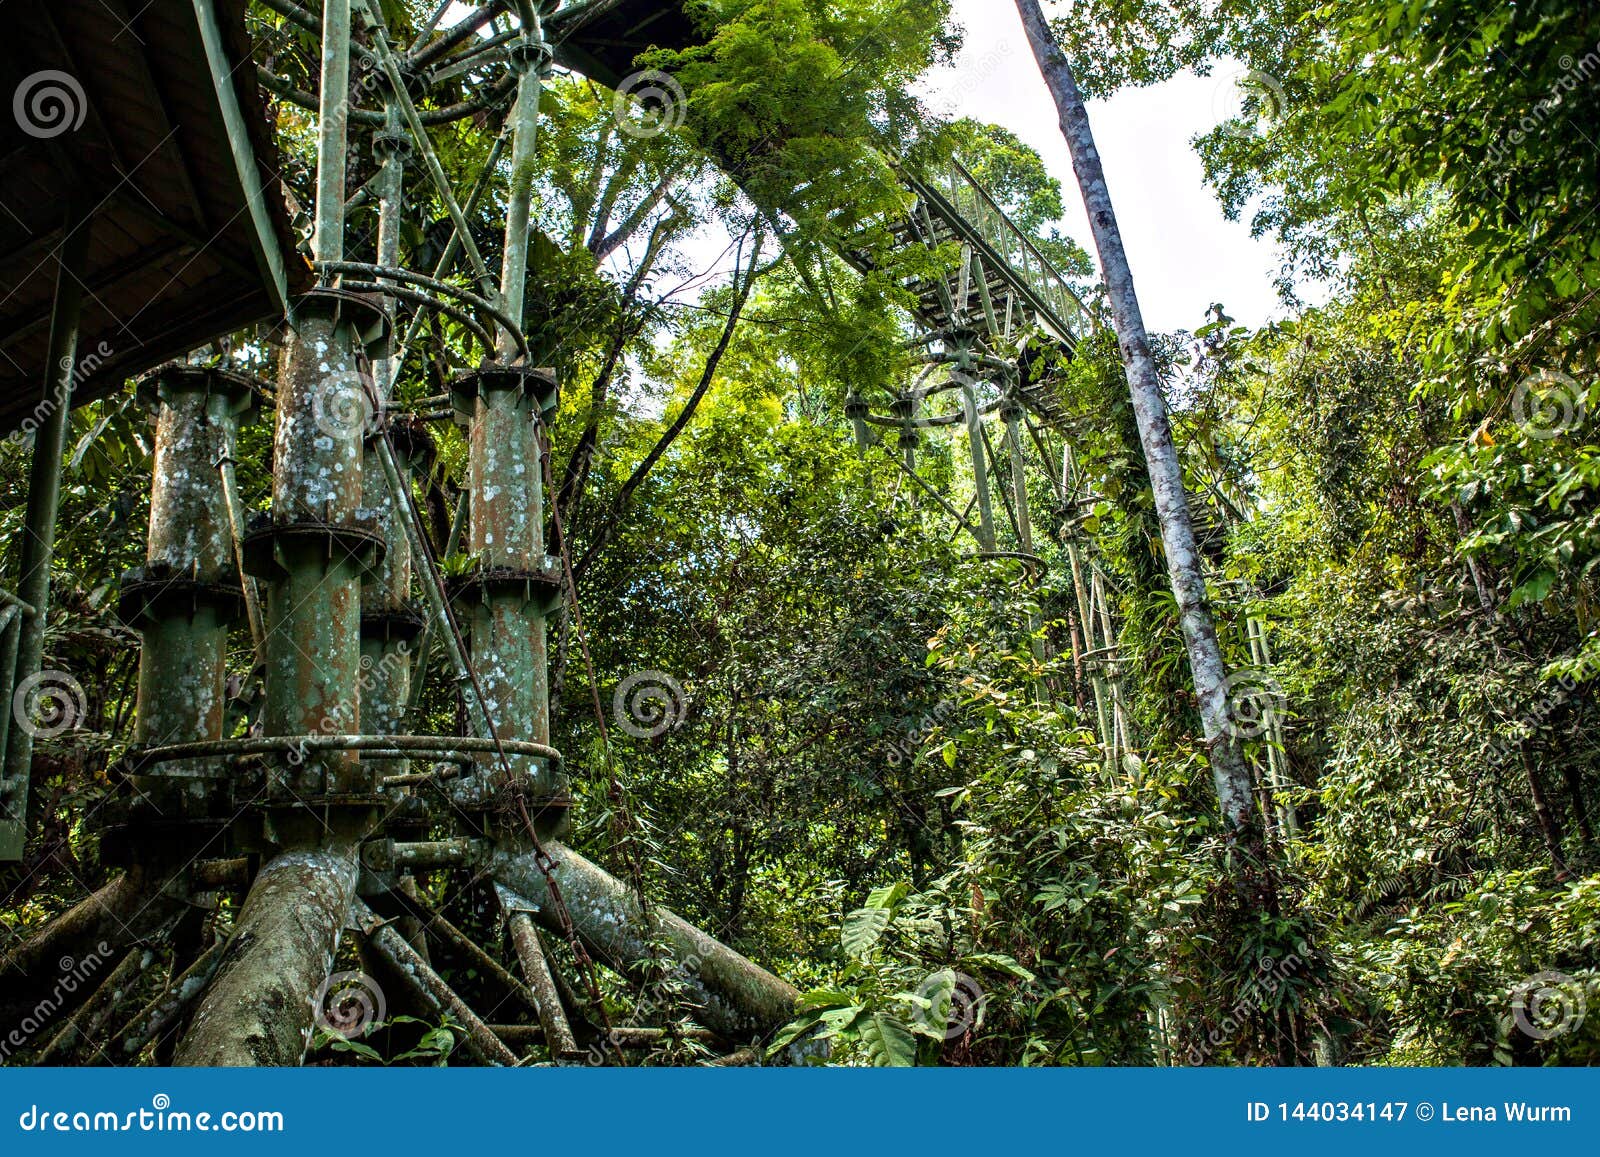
left=962, top=952, right=1037, bottom=983
left=857, top=1012, right=917, bottom=1067
left=794, top=988, right=857, bottom=1011
left=864, top=882, right=909, bottom=910
left=842, top=905, right=891, bottom=957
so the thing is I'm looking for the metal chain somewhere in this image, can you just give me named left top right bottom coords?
left=357, top=352, right=625, bottom=1064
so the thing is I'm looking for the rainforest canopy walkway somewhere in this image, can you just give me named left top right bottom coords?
left=0, top=0, right=1132, bottom=1066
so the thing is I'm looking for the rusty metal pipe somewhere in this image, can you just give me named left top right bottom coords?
left=491, top=841, right=800, bottom=1041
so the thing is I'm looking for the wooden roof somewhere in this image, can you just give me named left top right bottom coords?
left=0, top=0, right=307, bottom=434
left=547, top=0, right=700, bottom=90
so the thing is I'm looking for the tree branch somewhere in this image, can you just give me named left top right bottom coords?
left=573, top=228, right=769, bottom=580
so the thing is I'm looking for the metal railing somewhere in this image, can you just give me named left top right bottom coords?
left=905, top=157, right=1092, bottom=344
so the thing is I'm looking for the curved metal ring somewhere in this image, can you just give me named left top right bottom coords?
left=253, top=66, right=516, bottom=126
left=321, top=262, right=529, bottom=360
left=124, top=734, right=562, bottom=772
left=338, top=281, right=497, bottom=356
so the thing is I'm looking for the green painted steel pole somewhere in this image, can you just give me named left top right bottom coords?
left=312, top=0, right=351, bottom=268
left=1, top=218, right=88, bottom=861
left=491, top=841, right=801, bottom=1042
left=448, top=8, right=567, bottom=832
left=0, top=596, right=26, bottom=778
left=361, top=95, right=418, bottom=748
left=180, top=4, right=378, bottom=1062
left=1249, top=613, right=1296, bottom=836
left=373, top=435, right=495, bottom=741
left=1001, top=397, right=1034, bottom=554
left=404, top=489, right=467, bottom=719
left=367, top=22, right=498, bottom=298
left=1092, top=567, right=1125, bottom=771
left=371, top=96, right=407, bottom=388
left=844, top=391, right=869, bottom=451
left=360, top=426, right=420, bottom=743
left=1001, top=389, right=1045, bottom=666
left=1061, top=445, right=1113, bottom=767
left=250, top=0, right=370, bottom=813
left=253, top=294, right=385, bottom=809
left=217, top=455, right=265, bottom=660
left=496, top=20, right=549, bottom=360
left=120, top=367, right=255, bottom=826
left=176, top=842, right=361, bottom=1064
left=961, top=382, right=997, bottom=552
left=893, top=391, right=918, bottom=471
left=450, top=368, right=567, bottom=830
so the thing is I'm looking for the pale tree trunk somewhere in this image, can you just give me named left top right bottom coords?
left=1013, top=0, right=1255, bottom=834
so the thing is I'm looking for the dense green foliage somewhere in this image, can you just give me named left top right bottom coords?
left=1, top=0, right=1595, bottom=1066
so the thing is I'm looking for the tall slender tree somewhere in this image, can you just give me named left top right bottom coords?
left=1012, top=0, right=1254, bottom=836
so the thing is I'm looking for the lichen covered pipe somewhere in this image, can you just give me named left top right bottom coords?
left=360, top=428, right=420, bottom=741
left=122, top=367, right=254, bottom=818
left=174, top=843, right=360, bottom=1066
left=250, top=293, right=387, bottom=800
left=178, top=282, right=384, bottom=1062
left=490, top=841, right=800, bottom=1041
left=0, top=867, right=186, bottom=1027
left=450, top=367, right=566, bottom=822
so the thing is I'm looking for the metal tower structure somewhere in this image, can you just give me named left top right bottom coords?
left=1, top=0, right=1131, bottom=1065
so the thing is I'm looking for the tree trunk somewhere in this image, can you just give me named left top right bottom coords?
left=1520, top=748, right=1570, bottom=878
left=1012, top=0, right=1254, bottom=834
